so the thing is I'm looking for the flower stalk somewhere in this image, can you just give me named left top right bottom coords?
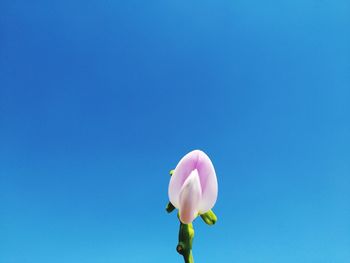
left=166, top=150, right=218, bottom=263
left=177, top=222, right=194, bottom=263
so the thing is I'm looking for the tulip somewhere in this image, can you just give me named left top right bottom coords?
left=168, top=150, right=218, bottom=224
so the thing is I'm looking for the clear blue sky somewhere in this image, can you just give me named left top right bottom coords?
left=1, top=0, right=349, bottom=262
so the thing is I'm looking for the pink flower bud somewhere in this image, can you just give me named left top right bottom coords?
left=168, top=150, right=218, bottom=224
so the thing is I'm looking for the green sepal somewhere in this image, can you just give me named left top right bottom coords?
left=166, top=202, right=176, bottom=213
left=169, top=169, right=174, bottom=176
left=200, top=210, right=217, bottom=225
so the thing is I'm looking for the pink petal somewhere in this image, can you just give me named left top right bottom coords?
left=196, top=152, right=218, bottom=214
left=168, top=149, right=218, bottom=213
left=178, top=169, right=202, bottom=224
left=168, top=150, right=199, bottom=208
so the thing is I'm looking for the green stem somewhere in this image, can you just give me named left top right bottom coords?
left=177, top=222, right=195, bottom=263
left=184, top=251, right=194, bottom=263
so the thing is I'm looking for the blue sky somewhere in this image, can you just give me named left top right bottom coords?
left=1, top=0, right=349, bottom=262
